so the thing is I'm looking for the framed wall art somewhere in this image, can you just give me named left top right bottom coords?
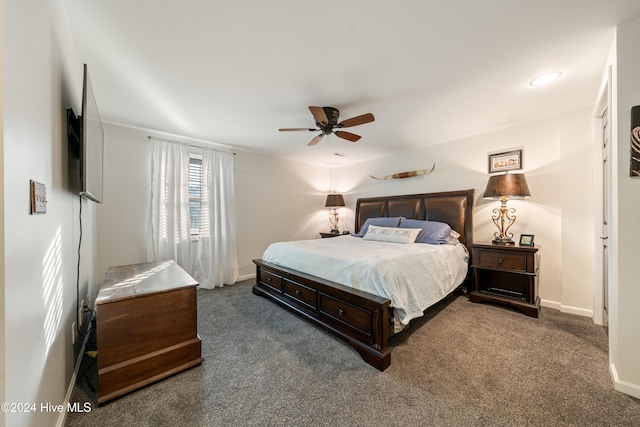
left=631, top=105, right=640, bottom=177
left=489, top=149, right=523, bottom=173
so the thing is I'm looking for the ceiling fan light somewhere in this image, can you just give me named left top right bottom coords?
left=529, top=71, right=562, bottom=87
left=280, top=106, right=374, bottom=146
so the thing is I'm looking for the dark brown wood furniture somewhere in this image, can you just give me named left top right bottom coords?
left=469, top=243, right=540, bottom=317
left=96, top=260, right=203, bottom=405
left=253, top=189, right=474, bottom=371
left=319, top=232, right=340, bottom=238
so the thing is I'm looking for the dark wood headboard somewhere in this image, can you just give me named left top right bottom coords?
left=354, top=189, right=475, bottom=246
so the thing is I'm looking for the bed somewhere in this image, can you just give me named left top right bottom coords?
left=252, top=189, right=474, bottom=371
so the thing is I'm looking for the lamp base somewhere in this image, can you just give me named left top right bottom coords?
left=492, top=237, right=515, bottom=245
left=328, top=209, right=340, bottom=235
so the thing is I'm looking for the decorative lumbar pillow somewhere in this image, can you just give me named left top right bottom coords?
left=355, top=217, right=404, bottom=237
left=399, top=219, right=452, bottom=244
left=362, top=225, right=420, bottom=244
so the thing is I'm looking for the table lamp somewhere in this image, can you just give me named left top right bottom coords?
left=325, top=194, right=345, bottom=233
left=483, top=173, right=531, bottom=245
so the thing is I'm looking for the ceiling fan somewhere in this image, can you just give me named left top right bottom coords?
left=279, top=106, right=375, bottom=146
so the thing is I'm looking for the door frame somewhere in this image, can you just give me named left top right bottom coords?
left=592, top=66, right=612, bottom=326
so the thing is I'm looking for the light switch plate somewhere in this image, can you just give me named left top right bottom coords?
left=30, top=180, right=47, bottom=214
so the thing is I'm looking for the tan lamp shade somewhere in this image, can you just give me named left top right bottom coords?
left=484, top=173, right=531, bottom=199
left=325, top=194, right=345, bottom=208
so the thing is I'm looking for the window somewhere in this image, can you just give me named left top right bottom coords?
left=188, top=155, right=202, bottom=237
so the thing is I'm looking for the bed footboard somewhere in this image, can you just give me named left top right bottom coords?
left=253, top=259, right=392, bottom=371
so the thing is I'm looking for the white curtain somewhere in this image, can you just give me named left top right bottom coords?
left=194, top=148, right=239, bottom=288
left=147, top=137, right=193, bottom=273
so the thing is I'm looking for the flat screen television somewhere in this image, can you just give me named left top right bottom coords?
left=78, top=63, right=104, bottom=203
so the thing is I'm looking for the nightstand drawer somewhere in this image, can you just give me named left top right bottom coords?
left=476, top=249, right=527, bottom=271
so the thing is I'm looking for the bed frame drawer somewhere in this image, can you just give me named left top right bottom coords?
left=319, top=294, right=372, bottom=336
left=284, top=279, right=317, bottom=309
left=259, top=269, right=283, bottom=292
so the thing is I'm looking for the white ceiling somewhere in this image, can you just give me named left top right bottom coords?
left=63, top=0, right=640, bottom=167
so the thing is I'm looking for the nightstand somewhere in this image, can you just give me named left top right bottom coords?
left=319, top=232, right=340, bottom=238
left=469, top=243, right=540, bottom=317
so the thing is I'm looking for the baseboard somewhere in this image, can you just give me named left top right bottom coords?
left=560, top=305, right=593, bottom=318
left=540, top=299, right=593, bottom=318
left=540, top=299, right=561, bottom=311
left=56, top=318, right=94, bottom=427
left=237, top=272, right=256, bottom=282
left=610, top=362, right=640, bottom=399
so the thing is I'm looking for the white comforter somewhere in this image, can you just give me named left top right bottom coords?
left=262, top=235, right=469, bottom=328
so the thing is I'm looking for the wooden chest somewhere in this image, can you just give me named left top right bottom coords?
left=96, top=261, right=203, bottom=405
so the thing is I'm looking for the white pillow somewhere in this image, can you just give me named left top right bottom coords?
left=448, top=229, right=461, bottom=245
left=362, top=225, right=420, bottom=244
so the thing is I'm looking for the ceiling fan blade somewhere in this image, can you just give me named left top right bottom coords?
left=308, top=134, right=324, bottom=146
left=334, top=131, right=361, bottom=142
left=338, top=113, right=375, bottom=128
left=279, top=128, right=317, bottom=132
left=309, top=106, right=329, bottom=125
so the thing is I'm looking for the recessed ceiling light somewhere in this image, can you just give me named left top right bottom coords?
left=529, top=71, right=562, bottom=87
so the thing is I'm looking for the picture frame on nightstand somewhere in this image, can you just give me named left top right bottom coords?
left=519, top=234, right=535, bottom=246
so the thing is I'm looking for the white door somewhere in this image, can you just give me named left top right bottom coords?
left=601, top=108, right=609, bottom=329
left=594, top=68, right=612, bottom=329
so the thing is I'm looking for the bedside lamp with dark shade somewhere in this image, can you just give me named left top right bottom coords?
left=483, top=173, right=531, bottom=245
left=325, top=193, right=345, bottom=233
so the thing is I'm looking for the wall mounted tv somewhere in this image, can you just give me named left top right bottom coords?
left=68, top=64, right=104, bottom=203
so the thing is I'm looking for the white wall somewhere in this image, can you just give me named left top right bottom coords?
left=97, top=123, right=330, bottom=282
left=233, top=146, right=331, bottom=277
left=3, top=1, right=96, bottom=426
left=609, top=16, right=640, bottom=398
left=95, top=124, right=151, bottom=281
left=332, top=108, right=595, bottom=314
left=0, top=0, right=5, bottom=417
left=559, top=109, right=596, bottom=313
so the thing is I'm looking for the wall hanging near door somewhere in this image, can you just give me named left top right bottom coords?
left=631, top=105, right=640, bottom=177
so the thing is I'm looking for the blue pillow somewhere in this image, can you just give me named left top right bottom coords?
left=399, top=219, right=451, bottom=244
left=355, top=217, right=403, bottom=237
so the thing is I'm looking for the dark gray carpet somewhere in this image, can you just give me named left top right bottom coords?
left=66, top=280, right=640, bottom=426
